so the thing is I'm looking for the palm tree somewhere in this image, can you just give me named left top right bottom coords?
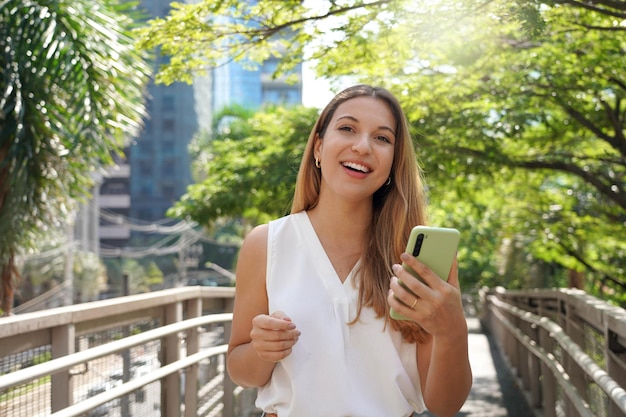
left=0, top=0, right=149, bottom=315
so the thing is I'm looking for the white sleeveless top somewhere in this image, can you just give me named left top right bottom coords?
left=256, top=211, right=426, bottom=417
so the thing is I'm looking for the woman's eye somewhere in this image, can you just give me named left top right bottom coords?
left=339, top=126, right=354, bottom=132
left=376, top=135, right=391, bottom=143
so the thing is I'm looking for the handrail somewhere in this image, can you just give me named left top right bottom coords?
left=0, top=312, right=233, bottom=391
left=0, top=286, right=234, bottom=336
left=0, top=286, right=244, bottom=417
left=489, top=296, right=626, bottom=414
left=49, top=344, right=228, bottom=417
left=483, top=288, right=626, bottom=417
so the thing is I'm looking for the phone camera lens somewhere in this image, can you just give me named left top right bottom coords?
left=413, top=233, right=425, bottom=257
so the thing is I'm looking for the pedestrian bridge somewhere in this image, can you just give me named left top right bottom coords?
left=1, top=286, right=625, bottom=417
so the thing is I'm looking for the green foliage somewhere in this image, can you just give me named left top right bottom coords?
left=169, top=105, right=319, bottom=225
left=144, top=0, right=626, bottom=300
left=144, top=261, right=164, bottom=288
left=18, top=228, right=108, bottom=303
left=73, top=251, right=107, bottom=302
left=32, top=351, right=52, bottom=365
left=0, top=0, right=150, bottom=311
left=401, top=3, right=626, bottom=296
left=122, top=258, right=149, bottom=294
left=103, top=257, right=164, bottom=296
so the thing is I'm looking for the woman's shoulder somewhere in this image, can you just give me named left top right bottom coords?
left=241, top=212, right=305, bottom=251
left=241, top=223, right=269, bottom=250
left=235, top=224, right=269, bottom=281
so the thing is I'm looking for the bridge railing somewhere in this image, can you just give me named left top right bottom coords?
left=5, top=285, right=626, bottom=417
left=481, top=287, right=626, bottom=417
left=0, top=286, right=259, bottom=417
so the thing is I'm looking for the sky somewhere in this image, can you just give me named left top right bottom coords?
left=301, top=61, right=335, bottom=109
left=300, top=60, right=358, bottom=109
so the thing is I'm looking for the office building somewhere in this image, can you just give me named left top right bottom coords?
left=98, top=0, right=302, bottom=252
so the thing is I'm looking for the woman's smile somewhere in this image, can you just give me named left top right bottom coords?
left=341, top=160, right=371, bottom=179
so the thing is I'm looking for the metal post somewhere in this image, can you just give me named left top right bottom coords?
left=64, top=221, right=74, bottom=307
left=121, top=273, right=131, bottom=416
left=51, top=323, right=75, bottom=412
left=184, top=299, right=202, bottom=417
left=222, top=297, right=236, bottom=417
left=162, top=301, right=183, bottom=417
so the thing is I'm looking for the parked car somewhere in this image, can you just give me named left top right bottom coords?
left=86, top=382, right=119, bottom=417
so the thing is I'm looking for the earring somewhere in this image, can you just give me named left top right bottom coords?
left=385, top=177, right=392, bottom=186
left=315, top=158, right=321, bottom=169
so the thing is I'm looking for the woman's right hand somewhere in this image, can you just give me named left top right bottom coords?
left=250, top=311, right=301, bottom=362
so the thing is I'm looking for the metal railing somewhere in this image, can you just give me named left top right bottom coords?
left=4, top=285, right=626, bottom=417
left=481, top=287, right=626, bottom=417
left=0, top=286, right=260, bottom=417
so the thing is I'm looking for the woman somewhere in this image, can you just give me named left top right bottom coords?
left=227, top=85, right=472, bottom=417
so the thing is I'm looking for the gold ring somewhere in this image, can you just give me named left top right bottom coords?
left=410, top=298, right=418, bottom=310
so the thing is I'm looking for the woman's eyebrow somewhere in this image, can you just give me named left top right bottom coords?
left=336, top=115, right=395, bottom=135
left=337, top=115, right=358, bottom=122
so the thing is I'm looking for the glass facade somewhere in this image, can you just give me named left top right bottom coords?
left=101, top=0, right=303, bottom=250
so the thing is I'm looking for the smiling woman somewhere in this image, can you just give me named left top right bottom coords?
left=314, top=95, right=395, bottom=199
left=226, top=84, right=472, bottom=417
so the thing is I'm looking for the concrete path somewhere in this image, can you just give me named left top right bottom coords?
left=417, top=317, right=536, bottom=417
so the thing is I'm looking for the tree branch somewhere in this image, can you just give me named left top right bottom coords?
left=576, top=23, right=626, bottom=31
left=554, top=96, right=626, bottom=158
left=600, top=97, right=626, bottom=154
left=557, top=240, right=626, bottom=289
left=553, top=0, right=626, bottom=19
left=237, top=0, right=393, bottom=39
left=609, top=76, right=626, bottom=92
left=513, top=158, right=626, bottom=210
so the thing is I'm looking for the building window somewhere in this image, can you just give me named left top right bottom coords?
left=100, top=181, right=129, bottom=195
left=139, top=140, right=153, bottom=153
left=162, top=159, right=176, bottom=176
left=140, top=184, right=153, bottom=197
left=162, top=141, right=175, bottom=154
left=163, top=118, right=175, bottom=132
left=163, top=95, right=175, bottom=111
left=262, top=59, right=279, bottom=74
left=162, top=184, right=176, bottom=199
left=139, top=160, right=152, bottom=176
left=137, top=208, right=153, bottom=221
left=143, top=118, right=153, bottom=135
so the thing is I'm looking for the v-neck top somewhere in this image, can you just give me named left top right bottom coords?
left=256, top=211, right=426, bottom=417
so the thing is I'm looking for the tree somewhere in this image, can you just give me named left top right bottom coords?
left=140, top=0, right=625, bottom=299
left=397, top=2, right=626, bottom=294
left=17, top=232, right=108, bottom=305
left=137, top=0, right=626, bottom=84
left=0, top=0, right=150, bottom=314
left=73, top=251, right=108, bottom=302
left=103, top=257, right=164, bottom=296
left=169, top=105, right=319, bottom=226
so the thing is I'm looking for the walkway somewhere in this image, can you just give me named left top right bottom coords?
left=417, top=317, right=535, bottom=417
left=455, top=317, right=535, bottom=417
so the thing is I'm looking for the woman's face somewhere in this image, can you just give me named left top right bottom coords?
left=314, top=96, right=396, bottom=203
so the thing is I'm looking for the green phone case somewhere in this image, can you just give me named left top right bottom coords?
left=390, top=226, right=460, bottom=321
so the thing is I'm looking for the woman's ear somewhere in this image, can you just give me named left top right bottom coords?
left=314, top=134, right=322, bottom=160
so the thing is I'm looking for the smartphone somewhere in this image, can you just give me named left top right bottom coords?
left=390, top=226, right=460, bottom=320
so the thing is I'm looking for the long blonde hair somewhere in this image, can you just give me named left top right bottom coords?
left=291, top=85, right=429, bottom=343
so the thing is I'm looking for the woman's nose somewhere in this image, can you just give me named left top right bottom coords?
left=351, top=134, right=372, bottom=154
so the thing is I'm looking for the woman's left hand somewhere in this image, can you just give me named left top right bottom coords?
left=388, top=253, right=466, bottom=339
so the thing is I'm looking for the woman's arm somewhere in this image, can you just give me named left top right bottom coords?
left=226, top=224, right=301, bottom=388
left=389, top=254, right=472, bottom=417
